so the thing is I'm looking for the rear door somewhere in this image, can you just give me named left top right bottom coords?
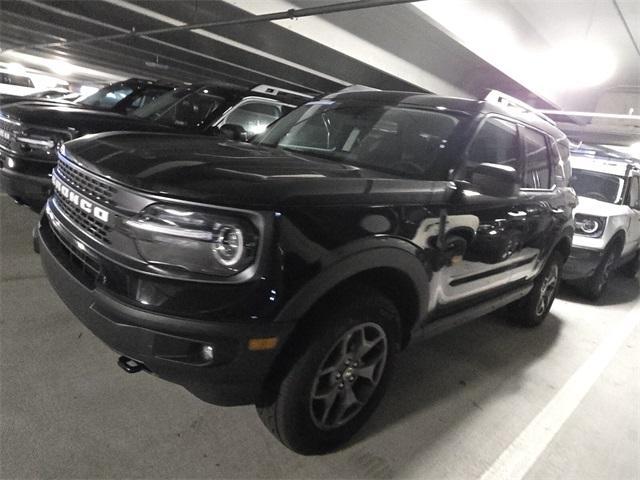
left=507, top=126, right=562, bottom=283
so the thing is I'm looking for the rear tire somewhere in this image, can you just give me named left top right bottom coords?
left=621, top=251, right=639, bottom=278
left=510, top=252, right=562, bottom=327
left=256, top=289, right=401, bottom=455
left=583, top=247, right=619, bottom=300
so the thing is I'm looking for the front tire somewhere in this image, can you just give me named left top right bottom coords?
left=583, top=247, right=619, bottom=300
left=256, top=289, right=401, bottom=455
left=511, top=252, right=562, bottom=327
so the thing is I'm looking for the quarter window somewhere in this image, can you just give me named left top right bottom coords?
left=465, top=117, right=519, bottom=180
left=523, top=128, right=551, bottom=189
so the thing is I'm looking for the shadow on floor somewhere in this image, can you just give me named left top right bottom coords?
left=559, top=273, right=639, bottom=306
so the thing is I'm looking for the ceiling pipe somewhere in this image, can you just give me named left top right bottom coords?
left=3, top=0, right=419, bottom=53
left=612, top=0, right=640, bottom=57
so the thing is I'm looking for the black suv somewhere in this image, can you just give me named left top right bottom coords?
left=37, top=90, right=575, bottom=454
left=0, top=82, right=309, bottom=209
left=0, top=78, right=174, bottom=208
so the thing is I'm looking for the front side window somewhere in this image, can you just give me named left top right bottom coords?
left=255, top=102, right=460, bottom=178
left=152, top=91, right=223, bottom=129
left=224, top=101, right=284, bottom=135
left=523, top=128, right=551, bottom=189
left=126, top=87, right=170, bottom=113
left=465, top=117, right=519, bottom=180
left=78, top=84, right=134, bottom=109
left=572, top=169, right=624, bottom=204
left=628, top=176, right=640, bottom=209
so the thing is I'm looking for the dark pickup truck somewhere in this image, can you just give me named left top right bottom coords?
left=0, top=82, right=310, bottom=209
left=37, top=89, right=575, bottom=454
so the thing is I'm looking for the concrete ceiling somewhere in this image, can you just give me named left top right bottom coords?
left=0, top=0, right=637, bottom=113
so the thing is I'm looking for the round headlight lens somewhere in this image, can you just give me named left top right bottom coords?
left=579, top=218, right=599, bottom=234
left=212, top=225, right=245, bottom=266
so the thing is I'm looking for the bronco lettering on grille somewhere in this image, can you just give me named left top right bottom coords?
left=52, top=175, right=110, bottom=223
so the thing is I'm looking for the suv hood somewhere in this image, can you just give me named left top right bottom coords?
left=62, top=132, right=428, bottom=208
left=0, top=102, right=168, bottom=135
left=575, top=195, right=628, bottom=217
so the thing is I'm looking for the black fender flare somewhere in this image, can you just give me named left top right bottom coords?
left=274, top=241, right=431, bottom=328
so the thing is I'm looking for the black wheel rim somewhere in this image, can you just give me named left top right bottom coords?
left=309, top=322, right=388, bottom=431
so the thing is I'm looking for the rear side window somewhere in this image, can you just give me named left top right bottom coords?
left=523, top=128, right=551, bottom=189
left=224, top=101, right=284, bottom=135
left=465, top=117, right=519, bottom=180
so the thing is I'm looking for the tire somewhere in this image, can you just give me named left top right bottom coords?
left=510, top=252, right=562, bottom=327
left=583, top=247, right=619, bottom=300
left=256, top=288, right=401, bottom=455
left=621, top=251, right=640, bottom=278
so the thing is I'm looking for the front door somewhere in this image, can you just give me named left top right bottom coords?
left=430, top=116, right=530, bottom=311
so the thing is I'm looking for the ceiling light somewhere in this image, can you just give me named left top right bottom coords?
left=48, top=59, right=74, bottom=76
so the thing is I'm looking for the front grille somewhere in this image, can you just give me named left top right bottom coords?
left=57, top=160, right=115, bottom=205
left=49, top=222, right=101, bottom=288
left=55, top=196, right=112, bottom=243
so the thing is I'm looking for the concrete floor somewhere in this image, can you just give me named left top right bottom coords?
left=1, top=193, right=639, bottom=479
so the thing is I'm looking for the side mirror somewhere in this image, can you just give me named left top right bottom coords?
left=471, top=163, right=519, bottom=197
left=220, top=123, right=248, bottom=142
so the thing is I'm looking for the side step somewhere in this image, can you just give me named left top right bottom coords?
left=415, top=284, right=533, bottom=342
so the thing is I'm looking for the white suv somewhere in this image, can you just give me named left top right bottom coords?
left=563, top=147, right=640, bottom=299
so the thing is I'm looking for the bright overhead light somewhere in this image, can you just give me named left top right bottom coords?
left=6, top=62, right=25, bottom=74
left=549, top=40, right=617, bottom=89
left=79, top=85, right=99, bottom=96
left=48, top=59, right=74, bottom=76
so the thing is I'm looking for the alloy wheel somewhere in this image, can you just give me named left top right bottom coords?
left=309, top=322, right=388, bottom=430
left=536, top=264, right=559, bottom=317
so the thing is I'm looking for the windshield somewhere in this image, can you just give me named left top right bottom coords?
left=78, top=83, right=134, bottom=109
left=572, top=168, right=624, bottom=203
left=254, top=101, right=461, bottom=178
left=133, top=87, right=223, bottom=129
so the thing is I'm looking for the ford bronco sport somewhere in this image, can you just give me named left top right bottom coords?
left=563, top=145, right=640, bottom=298
left=37, top=89, right=575, bottom=454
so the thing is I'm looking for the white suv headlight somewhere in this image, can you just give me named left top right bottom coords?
left=575, top=214, right=606, bottom=237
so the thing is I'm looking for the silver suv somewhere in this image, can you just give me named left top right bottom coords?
left=563, top=146, right=640, bottom=298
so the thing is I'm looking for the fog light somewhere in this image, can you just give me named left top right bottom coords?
left=201, top=345, right=214, bottom=361
left=7, top=158, right=15, bottom=169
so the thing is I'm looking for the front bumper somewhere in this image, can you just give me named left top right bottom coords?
left=562, top=246, right=604, bottom=280
left=38, top=215, right=294, bottom=406
left=0, top=164, right=51, bottom=208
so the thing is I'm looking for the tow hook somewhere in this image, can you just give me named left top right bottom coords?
left=117, top=356, right=148, bottom=374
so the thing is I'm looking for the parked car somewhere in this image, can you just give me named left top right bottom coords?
left=0, top=87, right=72, bottom=106
left=0, top=81, right=307, bottom=209
left=563, top=145, right=640, bottom=298
left=36, top=89, right=575, bottom=454
left=0, top=69, right=37, bottom=97
left=0, top=78, right=175, bottom=209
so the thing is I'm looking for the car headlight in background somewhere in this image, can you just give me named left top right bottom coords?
left=575, top=214, right=606, bottom=237
left=125, top=204, right=259, bottom=277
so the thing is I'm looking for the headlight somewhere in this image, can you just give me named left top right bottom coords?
left=125, top=204, right=259, bottom=277
left=16, top=135, right=56, bottom=150
left=575, top=214, right=606, bottom=237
